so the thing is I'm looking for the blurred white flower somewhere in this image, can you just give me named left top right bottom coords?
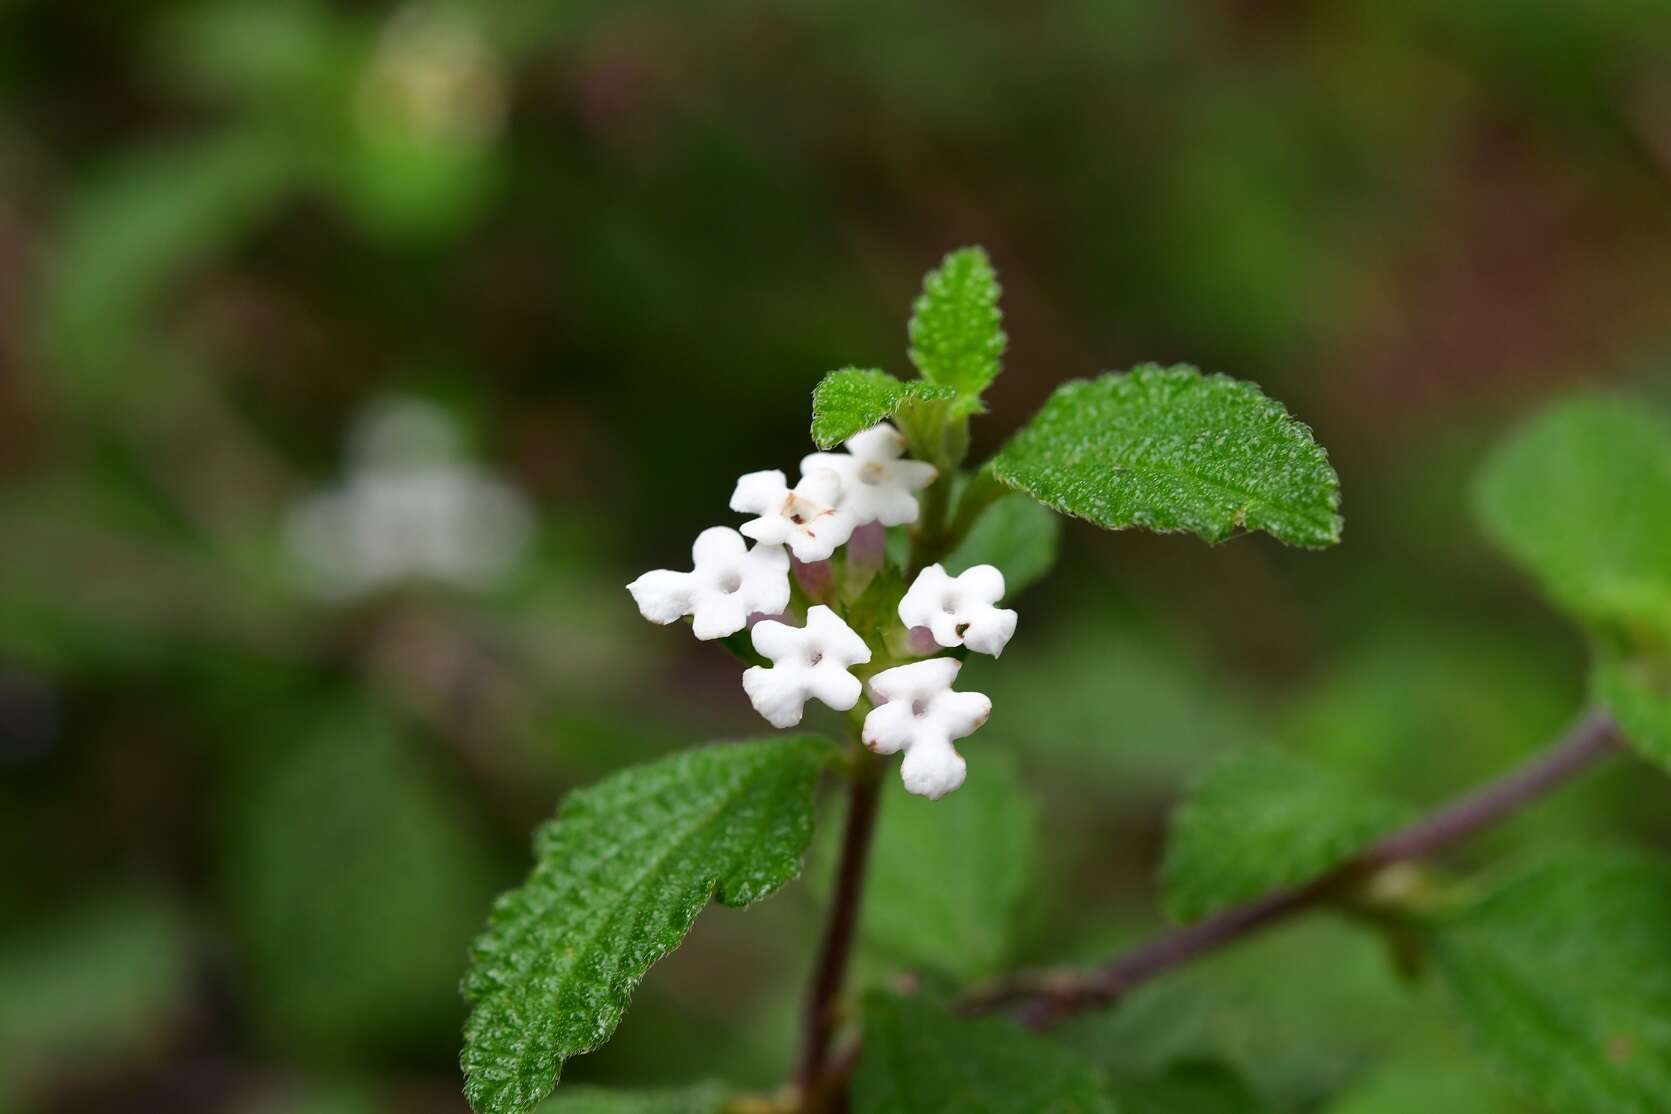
left=898, top=563, right=1018, bottom=657
left=862, top=657, right=990, bottom=799
left=356, top=3, right=506, bottom=147
left=730, top=468, right=856, bottom=562
left=626, top=527, right=790, bottom=640
left=285, top=399, right=533, bottom=598
left=742, top=605, right=871, bottom=728
left=800, top=423, right=936, bottom=527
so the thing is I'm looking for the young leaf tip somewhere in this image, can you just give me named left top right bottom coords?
left=908, top=246, right=1007, bottom=406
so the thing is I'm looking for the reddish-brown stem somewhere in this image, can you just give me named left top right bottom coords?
left=794, top=757, right=884, bottom=1100
left=968, top=709, right=1623, bottom=1029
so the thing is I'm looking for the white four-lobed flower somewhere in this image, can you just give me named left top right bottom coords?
left=898, top=563, right=1018, bottom=657
left=801, top=423, right=937, bottom=528
left=743, top=605, right=872, bottom=728
left=730, top=468, right=855, bottom=562
left=862, top=658, right=990, bottom=799
left=626, top=527, right=790, bottom=641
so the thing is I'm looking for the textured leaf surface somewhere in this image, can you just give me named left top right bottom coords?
left=946, top=492, right=1061, bottom=596
left=855, top=994, right=1118, bottom=1114
left=1434, top=847, right=1671, bottom=1114
left=862, top=752, right=1038, bottom=980
left=534, top=1082, right=730, bottom=1114
left=461, top=737, right=834, bottom=1114
left=810, top=368, right=956, bottom=449
left=1474, top=396, right=1671, bottom=768
left=1161, top=749, right=1410, bottom=922
left=991, top=365, right=1342, bottom=547
left=908, top=247, right=1006, bottom=405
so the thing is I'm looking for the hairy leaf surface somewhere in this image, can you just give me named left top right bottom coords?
left=1434, top=847, right=1671, bottom=1114
left=991, top=365, right=1341, bottom=547
left=1161, top=749, right=1409, bottom=922
left=810, top=368, right=956, bottom=449
left=461, top=737, right=834, bottom=1114
left=855, top=994, right=1118, bottom=1113
left=908, top=247, right=1006, bottom=405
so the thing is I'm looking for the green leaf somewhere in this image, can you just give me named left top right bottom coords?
left=855, top=994, right=1118, bottom=1114
left=908, top=246, right=1006, bottom=405
left=461, top=736, right=835, bottom=1114
left=1474, top=395, right=1671, bottom=648
left=945, top=492, right=1061, bottom=596
left=990, top=365, right=1342, bottom=548
left=533, top=1082, right=731, bottom=1114
left=810, top=368, right=956, bottom=449
left=1594, top=651, right=1671, bottom=768
left=1056, top=919, right=1413, bottom=1109
left=1160, top=749, right=1410, bottom=923
left=1473, top=395, right=1671, bottom=767
left=862, top=752, right=1038, bottom=980
left=1433, top=847, right=1671, bottom=1114
left=0, top=888, right=193, bottom=1092
left=226, top=699, right=501, bottom=1055
left=44, top=136, right=293, bottom=397
left=1109, top=1061, right=1267, bottom=1114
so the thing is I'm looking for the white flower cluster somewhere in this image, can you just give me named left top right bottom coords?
left=627, top=423, right=1019, bottom=799
left=286, top=399, right=533, bottom=599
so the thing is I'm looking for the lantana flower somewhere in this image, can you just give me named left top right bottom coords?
left=801, top=423, right=937, bottom=527
left=862, top=657, right=991, bottom=799
left=743, top=605, right=872, bottom=727
left=731, top=468, right=856, bottom=562
left=626, top=527, right=790, bottom=640
left=898, top=563, right=1018, bottom=657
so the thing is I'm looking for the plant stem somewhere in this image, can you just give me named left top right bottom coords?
left=967, top=709, right=1623, bottom=1029
left=794, top=753, right=884, bottom=1099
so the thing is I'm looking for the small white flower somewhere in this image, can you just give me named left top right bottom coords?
left=862, top=657, right=991, bottom=799
left=730, top=468, right=856, bottom=562
left=627, top=527, right=791, bottom=640
left=898, top=563, right=1018, bottom=657
left=742, top=605, right=872, bottom=727
left=800, top=423, right=937, bottom=527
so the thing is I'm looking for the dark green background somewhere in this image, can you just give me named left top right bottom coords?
left=2, top=1, right=1669, bottom=1111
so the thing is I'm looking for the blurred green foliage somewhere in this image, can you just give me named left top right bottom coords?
left=2, top=0, right=1670, bottom=1108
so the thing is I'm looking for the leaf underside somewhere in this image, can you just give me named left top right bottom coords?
left=990, top=364, right=1342, bottom=548
left=460, top=737, right=834, bottom=1114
